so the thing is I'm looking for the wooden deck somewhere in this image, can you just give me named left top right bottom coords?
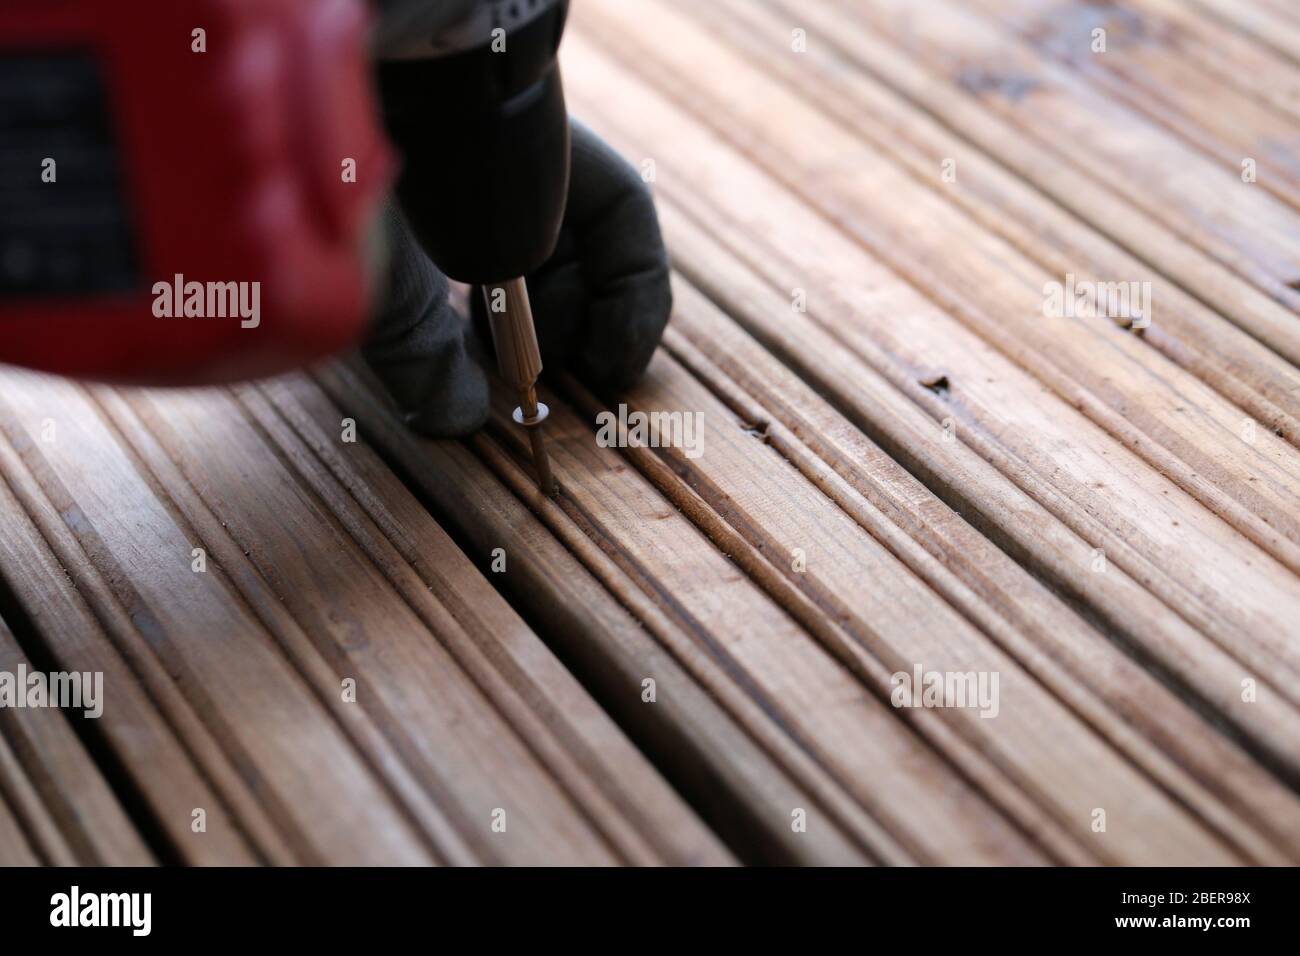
left=2, top=0, right=1300, bottom=865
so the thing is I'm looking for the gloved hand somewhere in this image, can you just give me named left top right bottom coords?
left=361, top=120, right=672, bottom=438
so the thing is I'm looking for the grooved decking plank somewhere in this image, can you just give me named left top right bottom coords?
left=815, top=0, right=1300, bottom=327
left=571, top=1, right=1300, bottom=585
left=0, top=619, right=152, bottom=865
left=1257, top=0, right=1300, bottom=30
left=561, top=341, right=1249, bottom=864
left=114, top=385, right=618, bottom=866
left=0, top=424, right=262, bottom=865
left=469, top=369, right=1053, bottom=863
left=88, top=387, right=476, bottom=865
left=0, top=373, right=432, bottom=865
left=112, top=375, right=728, bottom=866
left=1188, top=0, right=1300, bottom=66
left=315, top=361, right=880, bottom=865
left=964, top=0, right=1300, bottom=212
left=561, top=18, right=1300, bottom=692
left=563, top=29, right=1300, bottom=812
left=562, top=23, right=1300, bottom=713
left=651, top=199, right=1300, bottom=797
left=686, top=0, right=1300, bottom=445
left=660, top=280, right=1300, bottom=864
left=2, top=367, right=732, bottom=866
left=1124, top=0, right=1300, bottom=121
left=242, top=376, right=730, bottom=865
left=489, top=387, right=1046, bottom=863
left=0, top=702, right=75, bottom=866
left=757, top=0, right=1300, bottom=369
left=0, top=786, right=39, bottom=866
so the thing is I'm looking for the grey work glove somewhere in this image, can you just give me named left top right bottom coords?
left=361, top=120, right=672, bottom=438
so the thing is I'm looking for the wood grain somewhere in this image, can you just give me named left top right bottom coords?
left=827, top=0, right=1300, bottom=315
left=763, top=0, right=1300, bottom=371
left=315, top=361, right=881, bottom=864
left=0, top=373, right=436, bottom=864
left=489, top=379, right=1047, bottom=863
left=1188, top=0, right=1300, bottom=66
left=0, top=420, right=263, bottom=865
left=243, top=376, right=729, bottom=865
left=964, top=0, right=1300, bottom=211
left=0, top=783, right=40, bottom=866
left=690, top=0, right=1300, bottom=444
left=561, top=19, right=1300, bottom=696
left=661, top=281, right=1300, bottom=863
left=3, top=0, right=1299, bottom=866
left=0, top=619, right=152, bottom=865
left=0, top=369, right=739, bottom=865
left=571, top=0, right=1300, bottom=590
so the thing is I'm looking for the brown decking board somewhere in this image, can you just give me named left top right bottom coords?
left=1, top=0, right=1298, bottom=865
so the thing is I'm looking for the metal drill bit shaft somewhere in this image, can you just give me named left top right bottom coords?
left=482, top=279, right=556, bottom=496
left=519, top=389, right=556, bottom=496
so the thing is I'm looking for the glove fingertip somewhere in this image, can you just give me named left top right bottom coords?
left=577, top=267, right=672, bottom=390
left=404, top=360, right=491, bottom=438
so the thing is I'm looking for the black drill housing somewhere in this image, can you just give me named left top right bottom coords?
left=376, top=0, right=571, bottom=285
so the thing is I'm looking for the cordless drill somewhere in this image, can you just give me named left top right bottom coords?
left=0, top=0, right=568, bottom=493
